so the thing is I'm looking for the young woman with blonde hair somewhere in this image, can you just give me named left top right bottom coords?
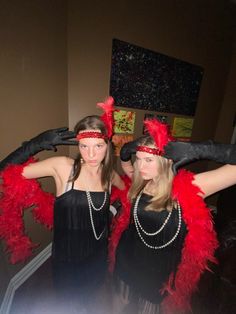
left=109, top=119, right=236, bottom=314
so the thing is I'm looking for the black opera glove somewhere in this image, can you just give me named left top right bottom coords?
left=0, top=127, right=77, bottom=170
left=120, top=138, right=141, bottom=162
left=164, top=140, right=236, bottom=172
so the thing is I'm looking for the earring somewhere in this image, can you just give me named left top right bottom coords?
left=80, top=158, right=84, bottom=164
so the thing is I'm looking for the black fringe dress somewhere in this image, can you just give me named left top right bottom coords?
left=51, top=180, right=110, bottom=304
left=115, top=193, right=187, bottom=313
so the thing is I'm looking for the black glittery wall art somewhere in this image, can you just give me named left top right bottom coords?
left=109, top=39, right=204, bottom=116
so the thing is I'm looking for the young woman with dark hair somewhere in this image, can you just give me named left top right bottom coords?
left=0, top=97, right=124, bottom=313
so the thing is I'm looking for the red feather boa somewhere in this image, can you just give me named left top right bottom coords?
left=108, top=170, right=218, bottom=313
left=0, top=159, right=54, bottom=264
left=109, top=175, right=131, bottom=272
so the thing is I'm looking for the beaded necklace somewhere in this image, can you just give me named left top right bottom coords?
left=86, top=190, right=107, bottom=240
left=133, top=193, right=182, bottom=249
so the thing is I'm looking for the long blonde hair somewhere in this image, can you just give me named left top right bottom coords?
left=128, top=136, right=175, bottom=212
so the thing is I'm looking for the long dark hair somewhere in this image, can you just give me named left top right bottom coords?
left=71, top=115, right=113, bottom=191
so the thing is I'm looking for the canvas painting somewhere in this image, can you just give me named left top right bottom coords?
left=110, top=39, right=203, bottom=116
left=172, top=117, right=194, bottom=140
left=114, top=110, right=136, bottom=134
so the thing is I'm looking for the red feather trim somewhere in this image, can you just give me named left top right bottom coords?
left=108, top=170, right=218, bottom=313
left=0, top=158, right=54, bottom=263
left=161, top=169, right=218, bottom=313
left=108, top=175, right=131, bottom=272
left=144, top=119, right=174, bottom=154
left=97, top=96, right=115, bottom=139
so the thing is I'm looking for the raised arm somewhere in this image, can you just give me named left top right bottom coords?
left=164, top=140, right=236, bottom=172
left=0, top=127, right=77, bottom=170
left=22, top=157, right=59, bottom=179
left=193, top=164, right=236, bottom=198
left=22, top=156, right=73, bottom=196
left=120, top=138, right=141, bottom=178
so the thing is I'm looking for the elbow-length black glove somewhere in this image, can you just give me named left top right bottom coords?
left=0, top=127, right=77, bottom=170
left=120, top=138, right=141, bottom=162
left=164, top=140, right=236, bottom=172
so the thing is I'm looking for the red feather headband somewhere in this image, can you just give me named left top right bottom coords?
left=76, top=131, right=106, bottom=140
left=142, top=119, right=174, bottom=155
left=76, top=96, right=115, bottom=141
left=97, top=96, right=115, bottom=139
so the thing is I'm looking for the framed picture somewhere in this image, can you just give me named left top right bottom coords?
left=114, top=110, right=136, bottom=134
left=172, top=117, right=194, bottom=140
left=110, top=39, right=203, bottom=116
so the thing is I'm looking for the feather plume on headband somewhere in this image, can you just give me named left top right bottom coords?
left=144, top=119, right=174, bottom=154
left=97, top=96, right=115, bottom=139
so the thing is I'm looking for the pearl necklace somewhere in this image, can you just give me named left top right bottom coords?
left=86, top=191, right=107, bottom=240
left=133, top=193, right=182, bottom=249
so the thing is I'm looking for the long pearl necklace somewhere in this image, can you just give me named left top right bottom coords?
left=133, top=193, right=182, bottom=249
left=86, top=190, right=107, bottom=240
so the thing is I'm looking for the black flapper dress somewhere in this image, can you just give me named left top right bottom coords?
left=51, top=179, right=110, bottom=304
left=115, top=193, right=187, bottom=309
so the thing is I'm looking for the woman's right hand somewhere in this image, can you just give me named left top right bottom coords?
left=23, top=127, right=78, bottom=152
left=0, top=127, right=77, bottom=170
left=120, top=138, right=140, bottom=162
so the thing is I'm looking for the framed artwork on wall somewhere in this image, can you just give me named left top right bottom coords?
left=171, top=116, right=194, bottom=141
left=110, top=38, right=203, bottom=116
left=114, top=109, right=136, bottom=134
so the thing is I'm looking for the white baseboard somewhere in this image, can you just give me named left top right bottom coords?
left=0, top=243, right=52, bottom=314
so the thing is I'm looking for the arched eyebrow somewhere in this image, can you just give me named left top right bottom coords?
left=144, top=157, right=155, bottom=161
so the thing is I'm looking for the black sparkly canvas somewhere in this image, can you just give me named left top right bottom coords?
left=109, top=39, right=204, bottom=116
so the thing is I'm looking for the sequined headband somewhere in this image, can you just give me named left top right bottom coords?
left=136, top=145, right=161, bottom=155
left=76, top=131, right=107, bottom=140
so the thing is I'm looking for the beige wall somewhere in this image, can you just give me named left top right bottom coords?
left=67, top=0, right=236, bottom=205
left=0, top=0, right=68, bottom=302
left=68, top=0, right=235, bottom=141
left=67, top=0, right=236, bottom=176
